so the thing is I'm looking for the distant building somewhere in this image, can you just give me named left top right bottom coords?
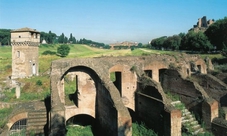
left=41, top=39, right=47, bottom=44
left=189, top=16, right=214, bottom=32
left=109, top=41, right=138, bottom=49
left=11, top=27, right=40, bottom=79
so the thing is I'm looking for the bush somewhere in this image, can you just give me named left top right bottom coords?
left=132, top=122, right=157, bottom=136
left=42, top=50, right=56, bottom=55
left=36, top=80, right=42, bottom=86
left=57, top=44, right=70, bottom=57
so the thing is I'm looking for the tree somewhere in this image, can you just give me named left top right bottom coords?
left=222, top=45, right=227, bottom=57
left=137, top=43, right=143, bottom=48
left=64, top=37, right=68, bottom=44
left=40, top=31, right=57, bottom=44
left=181, top=31, right=213, bottom=52
left=163, top=35, right=181, bottom=50
left=57, top=44, right=70, bottom=57
left=72, top=37, right=77, bottom=44
left=69, top=33, right=73, bottom=43
left=205, top=17, right=227, bottom=50
left=58, top=33, right=65, bottom=43
left=150, top=36, right=167, bottom=50
left=0, top=29, right=11, bottom=45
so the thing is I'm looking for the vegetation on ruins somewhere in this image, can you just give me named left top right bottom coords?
left=132, top=122, right=158, bottom=136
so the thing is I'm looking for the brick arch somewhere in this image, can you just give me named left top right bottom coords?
left=194, top=59, right=207, bottom=74
left=57, top=65, right=99, bottom=105
left=51, top=62, right=131, bottom=136
left=109, top=64, right=126, bottom=73
left=65, top=107, right=95, bottom=121
left=109, top=64, right=137, bottom=111
left=6, top=112, right=28, bottom=130
left=143, top=61, right=168, bottom=82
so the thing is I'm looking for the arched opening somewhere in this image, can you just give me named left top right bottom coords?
left=144, top=70, right=152, bottom=79
left=159, top=68, right=167, bottom=82
left=66, top=114, right=95, bottom=126
left=9, top=118, right=27, bottom=135
left=110, top=71, right=122, bottom=96
left=63, top=70, right=96, bottom=108
left=66, top=114, right=96, bottom=135
left=59, top=66, right=98, bottom=134
left=66, top=114, right=97, bottom=135
left=64, top=73, right=78, bottom=106
left=197, top=65, right=201, bottom=73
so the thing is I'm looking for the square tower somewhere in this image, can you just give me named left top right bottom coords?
left=11, top=27, right=40, bottom=79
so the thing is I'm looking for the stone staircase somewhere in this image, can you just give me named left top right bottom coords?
left=26, top=109, right=47, bottom=135
left=171, top=101, right=205, bottom=135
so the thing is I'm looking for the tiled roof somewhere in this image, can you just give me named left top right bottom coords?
left=11, top=27, right=40, bottom=33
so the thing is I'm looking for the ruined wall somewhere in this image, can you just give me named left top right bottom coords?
left=212, top=118, right=227, bottom=136
left=49, top=54, right=209, bottom=136
left=109, top=64, right=137, bottom=111
left=160, top=69, right=218, bottom=129
left=135, top=92, right=181, bottom=136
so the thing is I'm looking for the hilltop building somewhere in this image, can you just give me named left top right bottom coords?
left=11, top=27, right=40, bottom=79
left=189, top=16, right=214, bottom=32
left=109, top=41, right=138, bottom=49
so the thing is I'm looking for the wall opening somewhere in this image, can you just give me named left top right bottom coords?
left=110, top=72, right=122, bottom=96
left=17, top=51, right=20, bottom=58
left=144, top=70, right=152, bottom=79
left=9, top=118, right=27, bottom=135
left=187, top=68, right=190, bottom=76
left=141, top=86, right=163, bottom=100
left=197, top=65, right=201, bottom=73
left=159, top=68, right=167, bottom=82
left=32, top=63, right=36, bottom=75
left=66, top=114, right=97, bottom=135
left=64, top=73, right=78, bottom=106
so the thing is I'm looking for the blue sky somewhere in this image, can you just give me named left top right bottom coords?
left=0, top=0, right=226, bottom=44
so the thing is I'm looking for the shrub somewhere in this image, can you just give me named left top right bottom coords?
left=132, top=122, right=157, bottom=136
left=42, top=50, right=56, bottom=55
left=36, top=80, right=43, bottom=86
left=57, top=44, right=70, bottom=57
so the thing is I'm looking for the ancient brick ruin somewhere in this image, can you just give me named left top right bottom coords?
left=189, top=16, right=214, bottom=32
left=3, top=54, right=227, bottom=136
left=48, top=54, right=220, bottom=136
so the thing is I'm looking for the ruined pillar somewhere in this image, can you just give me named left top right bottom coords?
left=163, top=108, right=182, bottom=136
left=202, top=99, right=219, bottom=130
left=152, top=69, right=159, bottom=82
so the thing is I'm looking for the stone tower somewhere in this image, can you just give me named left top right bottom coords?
left=11, top=27, right=40, bottom=79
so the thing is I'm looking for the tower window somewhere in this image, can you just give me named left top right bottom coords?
left=17, top=51, right=20, bottom=58
left=19, top=36, right=21, bottom=38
